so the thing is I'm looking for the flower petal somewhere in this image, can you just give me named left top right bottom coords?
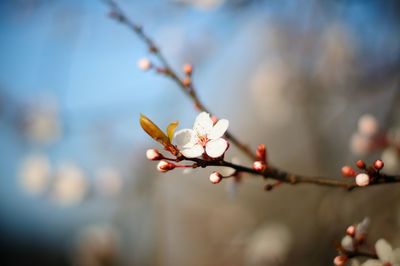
left=375, top=239, right=393, bottom=263
left=193, top=112, right=213, bottom=137
left=181, top=144, right=204, bottom=158
left=205, top=138, right=228, bottom=158
left=174, top=129, right=196, bottom=149
left=208, top=119, right=229, bottom=140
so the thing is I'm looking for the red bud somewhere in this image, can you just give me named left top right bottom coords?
left=356, top=160, right=366, bottom=169
left=341, top=166, right=356, bottom=177
left=373, top=159, right=384, bottom=170
left=256, top=144, right=267, bottom=162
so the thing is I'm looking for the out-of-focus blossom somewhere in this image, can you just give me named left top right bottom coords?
left=245, top=224, right=292, bottom=266
left=388, top=128, right=400, bottom=146
left=19, top=153, right=51, bottom=195
left=137, top=58, right=152, bottom=71
left=23, top=98, right=62, bottom=144
left=341, top=235, right=355, bottom=252
left=74, top=224, right=120, bottom=266
left=51, top=162, right=87, bottom=206
left=358, top=114, right=379, bottom=137
left=315, top=23, right=355, bottom=88
left=95, top=167, right=123, bottom=197
left=350, top=133, right=371, bottom=156
left=362, top=239, right=400, bottom=266
left=174, top=112, right=229, bottom=158
left=355, top=217, right=370, bottom=240
left=250, top=62, right=292, bottom=127
left=381, top=147, right=400, bottom=174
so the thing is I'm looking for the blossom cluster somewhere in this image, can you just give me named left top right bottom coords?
left=341, top=159, right=385, bottom=187
left=334, top=218, right=400, bottom=266
left=142, top=112, right=237, bottom=184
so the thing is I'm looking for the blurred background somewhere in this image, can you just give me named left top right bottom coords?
left=0, top=0, right=399, bottom=265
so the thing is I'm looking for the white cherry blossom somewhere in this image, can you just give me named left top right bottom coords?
left=174, top=112, right=229, bottom=158
left=362, top=239, right=400, bottom=266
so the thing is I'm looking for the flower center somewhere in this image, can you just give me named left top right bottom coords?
left=198, top=135, right=208, bottom=146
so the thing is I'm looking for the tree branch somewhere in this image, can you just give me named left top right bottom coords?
left=105, top=0, right=400, bottom=189
left=183, top=157, right=400, bottom=189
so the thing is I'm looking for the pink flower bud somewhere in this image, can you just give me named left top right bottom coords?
left=209, top=171, right=222, bottom=184
left=253, top=161, right=266, bottom=172
left=356, top=160, right=366, bottom=169
left=355, top=173, right=370, bottom=187
left=373, top=159, right=384, bottom=170
left=256, top=144, right=267, bottom=162
left=333, top=255, right=347, bottom=266
left=341, top=166, right=356, bottom=177
left=137, top=58, right=152, bottom=71
left=346, top=225, right=356, bottom=237
left=146, top=149, right=162, bottom=161
left=157, top=160, right=175, bottom=172
left=183, top=64, right=193, bottom=75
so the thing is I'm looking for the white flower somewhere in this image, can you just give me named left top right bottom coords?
left=362, top=239, right=400, bottom=266
left=174, top=112, right=229, bottom=158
